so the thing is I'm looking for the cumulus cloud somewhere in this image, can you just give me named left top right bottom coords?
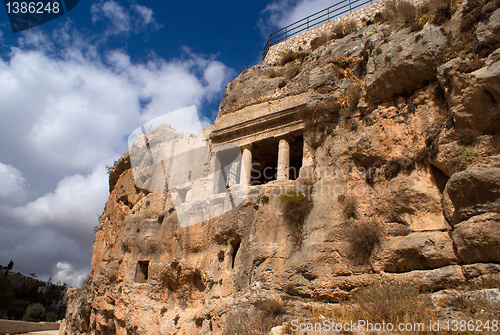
left=0, top=40, right=232, bottom=181
left=8, top=164, right=109, bottom=242
left=0, top=162, right=27, bottom=201
left=53, top=261, right=89, bottom=287
left=91, top=0, right=161, bottom=36
left=0, top=19, right=233, bottom=284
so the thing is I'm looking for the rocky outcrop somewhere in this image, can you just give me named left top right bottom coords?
left=451, top=213, right=500, bottom=263
left=365, top=23, right=447, bottom=103
left=443, top=167, right=500, bottom=225
left=63, top=1, right=500, bottom=334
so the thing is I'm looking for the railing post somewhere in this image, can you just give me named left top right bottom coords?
left=327, top=7, right=330, bottom=21
left=349, top=0, right=352, bottom=12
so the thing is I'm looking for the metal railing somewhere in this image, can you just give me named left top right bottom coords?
left=262, top=0, right=378, bottom=61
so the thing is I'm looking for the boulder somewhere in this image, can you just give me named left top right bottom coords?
left=365, top=23, right=447, bottom=103
left=451, top=213, right=500, bottom=263
left=442, top=167, right=500, bottom=225
left=437, top=58, right=500, bottom=133
left=476, top=8, right=500, bottom=42
left=372, top=232, right=457, bottom=273
left=376, top=170, right=450, bottom=232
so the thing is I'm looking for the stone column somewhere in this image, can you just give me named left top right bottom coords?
left=277, top=138, right=290, bottom=181
left=241, top=144, right=252, bottom=185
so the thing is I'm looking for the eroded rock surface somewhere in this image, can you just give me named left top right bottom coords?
left=62, top=1, right=500, bottom=334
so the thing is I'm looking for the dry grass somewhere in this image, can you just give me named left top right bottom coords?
left=424, top=0, right=453, bottom=25
left=283, top=280, right=438, bottom=334
left=353, top=280, right=437, bottom=326
left=331, top=20, right=358, bottom=39
left=138, top=205, right=163, bottom=219
left=327, top=56, right=357, bottom=69
left=348, top=219, right=382, bottom=260
left=267, top=68, right=283, bottom=78
left=345, top=81, right=362, bottom=112
left=456, top=57, right=485, bottom=73
left=279, top=50, right=307, bottom=66
left=224, top=309, right=283, bottom=335
left=460, top=0, right=500, bottom=33
left=284, top=64, right=301, bottom=78
left=282, top=277, right=500, bottom=334
left=383, top=0, right=421, bottom=30
left=310, top=33, right=331, bottom=51
left=341, top=194, right=357, bottom=219
left=384, top=156, right=416, bottom=180
left=383, top=0, right=454, bottom=31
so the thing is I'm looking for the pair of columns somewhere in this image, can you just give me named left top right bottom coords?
left=241, top=138, right=290, bottom=185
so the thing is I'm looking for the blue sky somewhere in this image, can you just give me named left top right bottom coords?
left=0, top=0, right=335, bottom=287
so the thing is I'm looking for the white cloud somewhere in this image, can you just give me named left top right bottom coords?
left=8, top=164, right=110, bottom=241
left=0, top=226, right=92, bottom=286
left=0, top=22, right=233, bottom=283
left=53, top=261, right=89, bottom=287
left=91, top=0, right=161, bottom=36
left=91, top=0, right=131, bottom=33
left=0, top=162, right=26, bottom=200
left=133, top=4, right=157, bottom=27
left=0, top=45, right=232, bottom=177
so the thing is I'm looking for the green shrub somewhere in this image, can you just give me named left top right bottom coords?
left=0, top=275, right=14, bottom=309
left=46, top=311, right=59, bottom=322
left=23, top=303, right=46, bottom=322
left=280, top=190, right=313, bottom=230
left=455, top=146, right=475, bottom=166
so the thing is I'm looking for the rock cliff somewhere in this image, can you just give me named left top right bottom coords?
left=62, top=1, right=500, bottom=334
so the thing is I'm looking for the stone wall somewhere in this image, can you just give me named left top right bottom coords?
left=263, top=0, right=426, bottom=65
left=0, top=319, right=60, bottom=334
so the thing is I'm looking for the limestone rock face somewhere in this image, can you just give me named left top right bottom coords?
left=375, top=171, right=450, bottom=232
left=365, top=23, right=447, bottom=103
left=442, top=167, right=500, bottom=225
left=437, top=56, right=500, bottom=134
left=451, top=213, right=500, bottom=263
left=63, top=5, right=500, bottom=334
left=476, top=8, right=500, bottom=42
left=372, top=232, right=457, bottom=273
